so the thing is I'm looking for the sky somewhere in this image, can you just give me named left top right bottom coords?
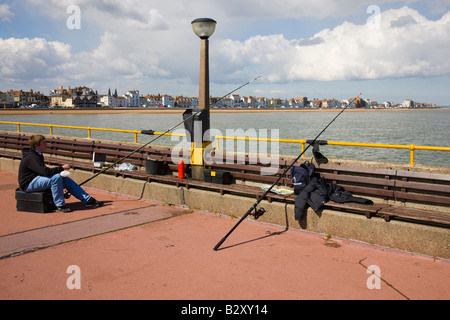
left=1, top=0, right=450, bottom=105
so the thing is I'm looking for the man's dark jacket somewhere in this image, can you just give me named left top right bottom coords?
left=18, top=148, right=63, bottom=191
left=294, top=176, right=373, bottom=220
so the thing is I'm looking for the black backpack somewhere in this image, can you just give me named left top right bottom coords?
left=291, top=161, right=315, bottom=194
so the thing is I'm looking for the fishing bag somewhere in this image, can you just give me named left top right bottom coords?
left=291, top=161, right=315, bottom=194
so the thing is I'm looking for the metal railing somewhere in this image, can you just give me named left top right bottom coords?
left=1, top=121, right=449, bottom=165
left=0, top=121, right=184, bottom=143
left=213, top=135, right=450, bottom=165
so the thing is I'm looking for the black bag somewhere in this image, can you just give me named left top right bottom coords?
left=291, top=161, right=315, bottom=194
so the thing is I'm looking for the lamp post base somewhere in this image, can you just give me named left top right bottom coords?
left=191, top=165, right=205, bottom=180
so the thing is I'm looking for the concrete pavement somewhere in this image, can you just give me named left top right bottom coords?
left=0, top=170, right=449, bottom=302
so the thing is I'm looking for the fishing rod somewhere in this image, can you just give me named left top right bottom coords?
left=64, top=76, right=262, bottom=197
left=213, top=93, right=361, bottom=251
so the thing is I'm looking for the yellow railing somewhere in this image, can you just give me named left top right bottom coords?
left=0, top=121, right=184, bottom=143
left=1, top=121, right=449, bottom=165
left=324, top=141, right=450, bottom=166
left=212, top=136, right=450, bottom=166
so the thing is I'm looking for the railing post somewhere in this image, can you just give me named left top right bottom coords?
left=88, top=127, right=91, bottom=139
left=215, top=135, right=220, bottom=151
left=50, top=125, right=53, bottom=135
left=17, top=123, right=21, bottom=133
left=409, top=144, right=415, bottom=165
left=300, top=139, right=306, bottom=157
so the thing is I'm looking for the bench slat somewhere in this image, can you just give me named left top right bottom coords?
left=378, top=206, right=450, bottom=225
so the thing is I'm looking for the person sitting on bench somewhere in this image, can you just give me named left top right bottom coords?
left=18, top=134, right=101, bottom=213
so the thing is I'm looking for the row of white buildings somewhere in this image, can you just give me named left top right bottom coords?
left=99, top=89, right=195, bottom=108
left=100, top=90, right=141, bottom=108
left=2, top=86, right=439, bottom=109
left=100, top=91, right=433, bottom=109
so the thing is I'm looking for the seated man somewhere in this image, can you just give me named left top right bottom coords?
left=18, top=134, right=101, bottom=213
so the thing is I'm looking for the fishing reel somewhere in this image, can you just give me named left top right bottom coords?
left=251, top=207, right=266, bottom=220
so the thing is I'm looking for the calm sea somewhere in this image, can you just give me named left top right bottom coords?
left=1, top=109, right=449, bottom=167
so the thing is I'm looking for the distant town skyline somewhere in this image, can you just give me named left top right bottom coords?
left=1, top=85, right=439, bottom=109
left=1, top=1, right=449, bottom=105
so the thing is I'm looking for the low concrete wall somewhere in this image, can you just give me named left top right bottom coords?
left=2, top=151, right=449, bottom=259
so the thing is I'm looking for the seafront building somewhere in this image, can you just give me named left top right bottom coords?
left=0, top=89, right=49, bottom=108
left=0, top=85, right=440, bottom=109
left=49, top=86, right=98, bottom=108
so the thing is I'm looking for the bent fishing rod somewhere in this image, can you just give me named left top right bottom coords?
left=64, top=76, right=262, bottom=197
left=213, top=93, right=361, bottom=251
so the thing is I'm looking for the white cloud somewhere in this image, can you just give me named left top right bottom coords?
left=214, top=6, right=450, bottom=83
left=0, top=4, right=14, bottom=22
left=0, top=37, right=71, bottom=81
left=26, top=0, right=169, bottom=29
left=20, top=0, right=193, bottom=76
left=49, top=31, right=172, bottom=89
left=215, top=0, right=363, bottom=18
left=1, top=0, right=449, bottom=100
left=1, top=0, right=178, bottom=90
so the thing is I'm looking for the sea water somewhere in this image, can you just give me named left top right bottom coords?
left=1, top=108, right=449, bottom=166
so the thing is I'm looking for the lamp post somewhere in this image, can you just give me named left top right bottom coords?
left=190, top=18, right=216, bottom=179
left=192, top=18, right=216, bottom=111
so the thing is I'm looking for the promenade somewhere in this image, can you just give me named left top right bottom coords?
left=0, top=170, right=449, bottom=303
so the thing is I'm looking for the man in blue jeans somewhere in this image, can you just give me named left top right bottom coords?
left=18, top=134, right=101, bottom=213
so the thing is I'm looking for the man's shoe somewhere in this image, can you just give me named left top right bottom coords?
left=56, top=206, right=71, bottom=213
left=85, top=197, right=103, bottom=208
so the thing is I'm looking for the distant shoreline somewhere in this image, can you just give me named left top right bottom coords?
left=0, top=107, right=444, bottom=115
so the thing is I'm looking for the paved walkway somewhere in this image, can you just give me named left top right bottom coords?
left=0, top=170, right=449, bottom=302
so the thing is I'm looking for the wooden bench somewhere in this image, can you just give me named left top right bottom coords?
left=0, top=132, right=176, bottom=169
left=46, top=137, right=95, bottom=161
left=205, top=155, right=450, bottom=226
left=0, top=132, right=29, bottom=158
left=1, top=132, right=449, bottom=226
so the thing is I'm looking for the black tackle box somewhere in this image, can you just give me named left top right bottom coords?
left=204, top=170, right=232, bottom=184
left=15, top=188, right=55, bottom=213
